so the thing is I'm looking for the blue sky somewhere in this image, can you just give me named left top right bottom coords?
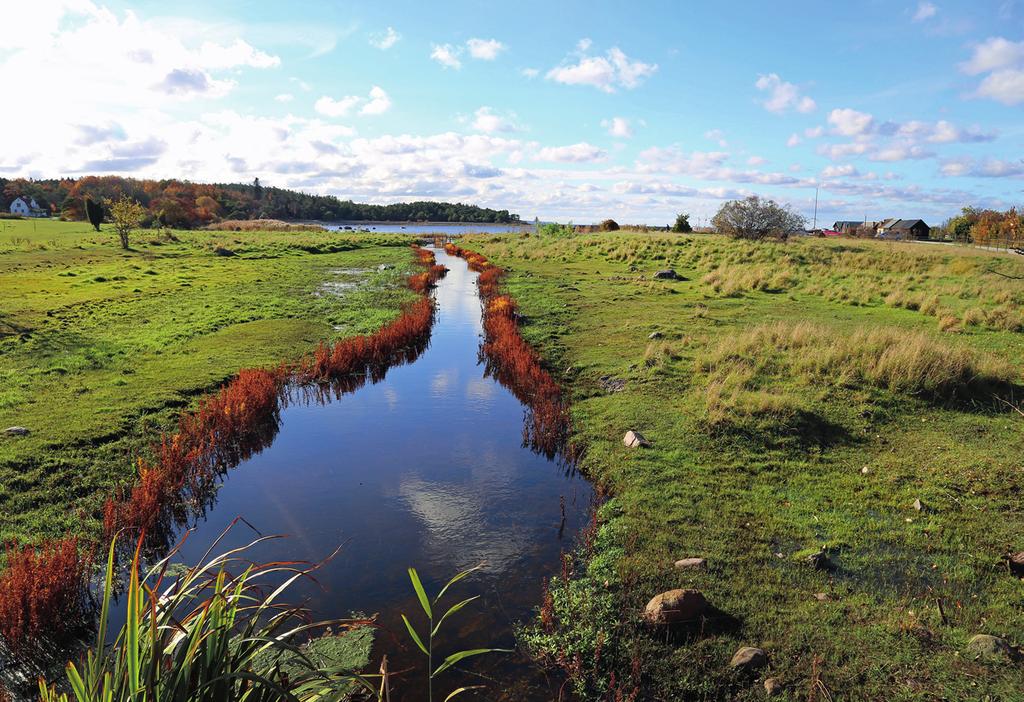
left=3, top=0, right=1023, bottom=224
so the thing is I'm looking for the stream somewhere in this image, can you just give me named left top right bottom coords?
left=145, top=247, right=592, bottom=699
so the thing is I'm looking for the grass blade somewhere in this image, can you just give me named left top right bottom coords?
left=401, top=614, right=428, bottom=656
left=407, top=567, right=432, bottom=618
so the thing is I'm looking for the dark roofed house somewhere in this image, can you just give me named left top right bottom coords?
left=832, top=220, right=863, bottom=234
left=877, top=219, right=930, bottom=240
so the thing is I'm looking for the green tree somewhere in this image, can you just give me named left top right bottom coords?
left=712, top=196, right=805, bottom=241
left=672, top=213, right=692, bottom=233
left=107, top=195, right=146, bottom=249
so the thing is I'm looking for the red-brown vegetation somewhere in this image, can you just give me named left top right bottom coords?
left=407, top=246, right=448, bottom=294
left=0, top=537, right=88, bottom=650
left=445, top=243, right=572, bottom=458
left=0, top=247, right=444, bottom=653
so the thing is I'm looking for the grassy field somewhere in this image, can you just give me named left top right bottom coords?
left=0, top=219, right=416, bottom=545
left=464, top=232, right=1024, bottom=701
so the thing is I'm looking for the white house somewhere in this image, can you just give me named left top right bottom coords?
left=9, top=196, right=48, bottom=217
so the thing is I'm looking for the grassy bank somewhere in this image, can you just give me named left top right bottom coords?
left=0, top=219, right=416, bottom=544
left=465, top=232, right=1024, bottom=700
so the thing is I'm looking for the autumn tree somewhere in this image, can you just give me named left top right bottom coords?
left=107, top=195, right=146, bottom=249
left=712, top=196, right=805, bottom=241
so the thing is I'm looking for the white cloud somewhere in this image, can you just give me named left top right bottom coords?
left=360, top=86, right=391, bottom=115
left=961, top=37, right=1024, bottom=104
left=704, top=129, right=727, bottom=147
left=274, top=93, right=294, bottom=102
left=546, top=43, right=657, bottom=92
left=912, top=2, right=938, bottom=22
left=804, top=126, right=824, bottom=138
left=521, top=67, right=539, bottom=78
left=603, top=117, right=633, bottom=138
left=821, top=164, right=859, bottom=178
left=828, top=108, right=875, bottom=136
left=472, top=107, right=518, bottom=133
left=198, top=38, right=280, bottom=69
left=430, top=43, right=462, bottom=69
left=961, top=37, right=1024, bottom=74
left=940, top=156, right=1024, bottom=177
left=315, top=86, right=391, bottom=117
left=747, top=156, right=767, bottom=166
left=535, top=143, right=607, bottom=163
left=369, top=26, right=400, bottom=50
left=315, top=94, right=362, bottom=117
left=467, top=38, right=506, bottom=60
left=754, top=73, right=816, bottom=113
left=786, top=133, right=802, bottom=147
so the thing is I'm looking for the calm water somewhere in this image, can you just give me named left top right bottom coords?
left=153, top=248, right=590, bottom=699
left=320, top=221, right=533, bottom=235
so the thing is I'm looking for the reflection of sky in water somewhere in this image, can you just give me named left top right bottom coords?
left=145, top=248, right=592, bottom=697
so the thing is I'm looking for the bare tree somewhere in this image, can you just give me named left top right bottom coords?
left=711, top=196, right=806, bottom=241
left=107, top=195, right=146, bottom=249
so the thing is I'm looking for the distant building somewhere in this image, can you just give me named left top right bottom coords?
left=9, top=196, right=47, bottom=218
left=877, top=218, right=930, bottom=240
left=832, top=220, right=863, bottom=234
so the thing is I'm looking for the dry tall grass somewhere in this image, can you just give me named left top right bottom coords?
left=205, top=219, right=326, bottom=232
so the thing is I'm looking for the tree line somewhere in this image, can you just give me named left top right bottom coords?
left=0, top=176, right=520, bottom=227
left=943, top=207, right=1024, bottom=247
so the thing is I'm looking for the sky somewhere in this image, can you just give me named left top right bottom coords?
left=2, top=0, right=1023, bottom=225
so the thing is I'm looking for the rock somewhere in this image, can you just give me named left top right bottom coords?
left=674, top=557, right=706, bottom=570
left=377, top=264, right=394, bottom=271
left=807, top=550, right=833, bottom=571
left=812, top=592, right=831, bottom=602
left=599, top=376, right=627, bottom=393
left=965, top=634, right=1019, bottom=661
left=3, top=426, right=29, bottom=436
left=861, top=465, right=870, bottom=475
left=729, top=646, right=768, bottom=674
left=213, top=246, right=236, bottom=257
left=1008, top=552, right=1024, bottom=577
left=642, top=588, right=708, bottom=625
left=648, top=331, right=664, bottom=339
left=912, top=498, right=924, bottom=512
left=653, top=269, right=680, bottom=280
left=623, top=430, right=651, bottom=448
left=763, top=677, right=783, bottom=697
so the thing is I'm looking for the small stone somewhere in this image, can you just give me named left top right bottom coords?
left=653, top=269, right=681, bottom=280
left=965, top=634, right=1019, bottom=661
left=807, top=550, right=833, bottom=571
left=861, top=466, right=870, bottom=475
left=642, top=588, right=708, bottom=625
left=648, top=331, right=664, bottom=339
left=213, top=246, right=236, bottom=257
left=764, top=677, right=783, bottom=697
left=377, top=263, right=394, bottom=271
left=729, top=646, right=767, bottom=674
left=674, top=557, right=706, bottom=570
left=1008, top=552, right=1024, bottom=577
left=623, top=430, right=651, bottom=448
left=912, top=498, right=924, bottom=512
left=3, top=427, right=29, bottom=436
left=813, top=592, right=831, bottom=602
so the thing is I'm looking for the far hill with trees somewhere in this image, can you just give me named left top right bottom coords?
left=0, top=176, right=520, bottom=229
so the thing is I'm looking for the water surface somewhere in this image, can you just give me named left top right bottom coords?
left=165, top=248, right=591, bottom=699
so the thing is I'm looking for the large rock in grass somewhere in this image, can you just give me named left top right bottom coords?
left=3, top=426, right=29, bottom=436
left=1008, top=552, right=1024, bottom=577
left=966, top=634, right=1019, bottom=661
left=730, top=646, right=768, bottom=674
left=623, top=430, right=651, bottom=448
left=653, top=269, right=681, bottom=280
left=674, top=557, right=706, bottom=570
left=642, top=588, right=708, bottom=625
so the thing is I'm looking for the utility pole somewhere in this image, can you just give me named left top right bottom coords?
left=812, top=185, right=818, bottom=230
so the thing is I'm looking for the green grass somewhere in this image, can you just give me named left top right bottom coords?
left=0, top=219, right=417, bottom=544
left=465, top=232, right=1024, bottom=701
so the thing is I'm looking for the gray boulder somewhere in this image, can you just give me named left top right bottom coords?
left=653, top=269, right=681, bottom=280
left=730, top=646, right=768, bottom=674
left=4, top=427, right=29, bottom=436
left=965, top=634, right=1019, bottom=661
left=623, top=430, right=651, bottom=448
left=674, top=557, right=706, bottom=570
left=1008, top=551, right=1024, bottom=577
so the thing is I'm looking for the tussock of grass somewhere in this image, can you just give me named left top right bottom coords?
left=700, top=321, right=1016, bottom=404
